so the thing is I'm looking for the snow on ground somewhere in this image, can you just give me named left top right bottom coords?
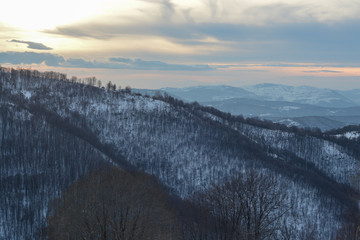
left=277, top=118, right=301, bottom=127
left=21, top=90, right=32, bottom=99
left=336, top=131, right=360, bottom=139
left=279, top=106, right=301, bottom=111
left=236, top=123, right=359, bottom=185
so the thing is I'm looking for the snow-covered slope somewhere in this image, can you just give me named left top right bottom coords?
left=231, top=122, right=359, bottom=186
left=0, top=102, right=114, bottom=239
left=1, top=68, right=359, bottom=239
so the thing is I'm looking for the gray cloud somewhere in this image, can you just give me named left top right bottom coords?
left=245, top=3, right=306, bottom=24
left=109, top=57, right=212, bottom=71
left=138, top=0, right=176, bottom=21
left=61, top=58, right=124, bottom=69
left=41, top=0, right=360, bottom=64
left=64, top=56, right=213, bottom=71
left=206, top=0, right=219, bottom=18
left=261, top=63, right=349, bottom=68
left=109, top=57, right=133, bottom=63
left=0, top=51, right=212, bottom=71
left=0, top=51, right=64, bottom=66
left=44, top=24, right=116, bottom=39
left=43, top=20, right=360, bottom=63
left=302, top=70, right=343, bottom=73
left=161, top=0, right=176, bottom=21
left=182, top=8, right=195, bottom=23
left=9, top=39, right=53, bottom=50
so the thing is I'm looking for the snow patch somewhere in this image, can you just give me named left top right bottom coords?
left=279, top=106, right=301, bottom=111
left=336, top=131, right=360, bottom=139
left=277, top=119, right=301, bottom=127
left=21, top=90, right=32, bottom=99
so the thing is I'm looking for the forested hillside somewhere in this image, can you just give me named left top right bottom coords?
left=0, top=96, right=115, bottom=239
left=0, top=67, right=359, bottom=239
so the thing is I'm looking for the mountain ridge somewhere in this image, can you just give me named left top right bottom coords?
left=159, top=83, right=360, bottom=107
left=133, top=84, right=360, bottom=130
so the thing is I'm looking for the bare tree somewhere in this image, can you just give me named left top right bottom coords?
left=70, top=76, right=77, bottom=83
left=106, top=81, right=113, bottom=90
left=47, top=167, right=180, bottom=240
left=194, top=170, right=288, bottom=240
left=97, top=79, right=102, bottom=88
left=85, top=77, right=97, bottom=86
left=125, top=86, right=131, bottom=94
left=336, top=200, right=360, bottom=240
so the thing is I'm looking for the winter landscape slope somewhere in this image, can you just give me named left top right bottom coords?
left=0, top=67, right=360, bottom=239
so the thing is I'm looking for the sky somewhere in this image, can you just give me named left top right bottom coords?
left=1, top=0, right=360, bottom=89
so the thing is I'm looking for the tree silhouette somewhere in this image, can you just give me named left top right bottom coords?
left=47, top=167, right=180, bottom=240
left=191, top=170, right=288, bottom=240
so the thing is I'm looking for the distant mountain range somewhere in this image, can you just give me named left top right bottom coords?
left=135, top=84, right=360, bottom=130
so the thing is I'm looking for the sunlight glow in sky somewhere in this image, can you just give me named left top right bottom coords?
left=1, top=0, right=104, bottom=30
left=1, top=0, right=360, bottom=89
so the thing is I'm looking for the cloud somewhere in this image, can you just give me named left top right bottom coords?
left=205, top=0, right=219, bottom=18
left=40, top=0, right=360, bottom=59
left=45, top=25, right=105, bottom=39
left=302, top=70, right=343, bottom=73
left=44, top=17, right=360, bottom=45
left=61, top=58, right=123, bottom=69
left=109, top=57, right=212, bottom=71
left=44, top=22, right=189, bottom=40
left=144, top=0, right=360, bottom=25
left=9, top=40, right=53, bottom=50
left=159, top=0, right=176, bottom=21
left=43, top=19, right=360, bottom=63
left=109, top=57, right=132, bottom=64
left=39, top=0, right=360, bottom=64
left=0, top=23, right=15, bottom=32
left=260, top=63, right=350, bottom=68
left=0, top=51, right=64, bottom=66
left=137, top=0, right=176, bottom=21
left=182, top=8, right=195, bottom=23
left=0, top=51, right=212, bottom=71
